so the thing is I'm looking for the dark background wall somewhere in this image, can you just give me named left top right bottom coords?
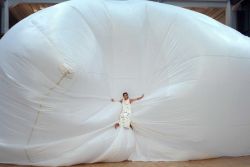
left=0, top=0, right=3, bottom=38
left=237, top=0, right=250, bottom=37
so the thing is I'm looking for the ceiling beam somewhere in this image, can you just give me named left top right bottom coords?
left=225, top=0, right=237, bottom=28
left=160, top=0, right=227, bottom=8
left=1, top=0, right=9, bottom=34
left=9, top=0, right=228, bottom=8
left=8, top=0, right=68, bottom=7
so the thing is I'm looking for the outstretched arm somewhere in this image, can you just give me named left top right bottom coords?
left=130, top=94, right=144, bottom=103
left=111, top=98, right=122, bottom=103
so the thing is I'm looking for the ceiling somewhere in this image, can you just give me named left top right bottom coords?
left=10, top=3, right=54, bottom=21
left=187, top=7, right=225, bottom=23
left=9, top=3, right=225, bottom=25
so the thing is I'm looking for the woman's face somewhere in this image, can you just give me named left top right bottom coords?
left=123, top=93, right=129, bottom=100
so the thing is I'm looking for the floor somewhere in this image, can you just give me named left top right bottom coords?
left=1, top=156, right=250, bottom=167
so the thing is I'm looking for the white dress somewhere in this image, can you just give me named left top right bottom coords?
left=119, top=99, right=132, bottom=128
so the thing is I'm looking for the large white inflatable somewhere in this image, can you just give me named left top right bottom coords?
left=0, top=0, right=250, bottom=166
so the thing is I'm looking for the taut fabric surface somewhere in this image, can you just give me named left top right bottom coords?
left=0, top=0, right=250, bottom=166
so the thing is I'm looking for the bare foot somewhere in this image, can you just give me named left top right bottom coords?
left=115, top=123, right=119, bottom=129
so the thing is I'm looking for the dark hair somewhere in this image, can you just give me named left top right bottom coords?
left=123, top=92, right=128, bottom=96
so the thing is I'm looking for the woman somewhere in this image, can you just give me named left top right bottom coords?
left=111, top=92, right=144, bottom=129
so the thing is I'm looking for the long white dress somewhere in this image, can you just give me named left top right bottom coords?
left=119, top=99, right=132, bottom=128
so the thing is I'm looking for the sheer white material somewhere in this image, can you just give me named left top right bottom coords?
left=0, top=0, right=250, bottom=166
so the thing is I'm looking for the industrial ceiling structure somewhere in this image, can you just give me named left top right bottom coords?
left=0, top=0, right=249, bottom=37
left=8, top=3, right=226, bottom=24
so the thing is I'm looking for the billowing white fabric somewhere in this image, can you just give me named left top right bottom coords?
left=0, top=0, right=250, bottom=166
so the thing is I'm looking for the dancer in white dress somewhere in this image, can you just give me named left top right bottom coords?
left=111, top=92, right=144, bottom=129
